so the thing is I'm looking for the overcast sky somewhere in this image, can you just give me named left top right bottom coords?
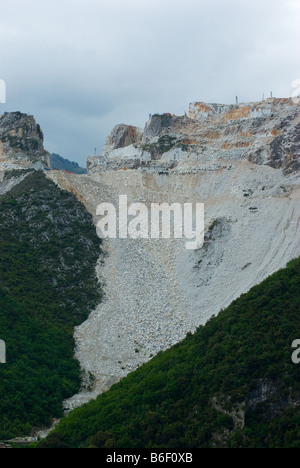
left=0, top=0, right=299, bottom=166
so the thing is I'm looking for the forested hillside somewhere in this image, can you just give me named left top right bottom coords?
left=39, top=257, right=300, bottom=448
left=0, top=171, right=101, bottom=439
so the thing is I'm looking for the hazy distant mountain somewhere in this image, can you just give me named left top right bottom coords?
left=50, top=153, right=87, bottom=174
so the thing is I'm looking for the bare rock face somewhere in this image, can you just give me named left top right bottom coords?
left=143, top=113, right=185, bottom=140
left=87, top=124, right=145, bottom=173
left=0, top=112, right=50, bottom=171
left=88, top=98, right=300, bottom=175
left=105, top=124, right=143, bottom=150
left=187, top=98, right=300, bottom=175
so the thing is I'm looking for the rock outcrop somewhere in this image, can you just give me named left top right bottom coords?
left=0, top=112, right=50, bottom=171
left=87, top=98, right=300, bottom=175
left=105, top=124, right=143, bottom=149
left=87, top=124, right=144, bottom=173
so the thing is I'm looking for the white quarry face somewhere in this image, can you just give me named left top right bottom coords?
left=88, top=98, right=300, bottom=175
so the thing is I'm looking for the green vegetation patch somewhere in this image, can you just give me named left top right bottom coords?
left=0, top=171, right=101, bottom=439
left=1, top=135, right=40, bottom=153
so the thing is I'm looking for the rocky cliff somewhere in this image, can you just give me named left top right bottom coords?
left=87, top=98, right=300, bottom=174
left=47, top=98, right=300, bottom=410
left=0, top=112, right=50, bottom=171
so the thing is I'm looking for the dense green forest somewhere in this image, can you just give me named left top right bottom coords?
left=0, top=171, right=101, bottom=439
left=39, top=257, right=300, bottom=448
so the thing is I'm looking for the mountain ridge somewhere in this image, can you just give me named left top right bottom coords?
left=87, top=98, right=300, bottom=174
